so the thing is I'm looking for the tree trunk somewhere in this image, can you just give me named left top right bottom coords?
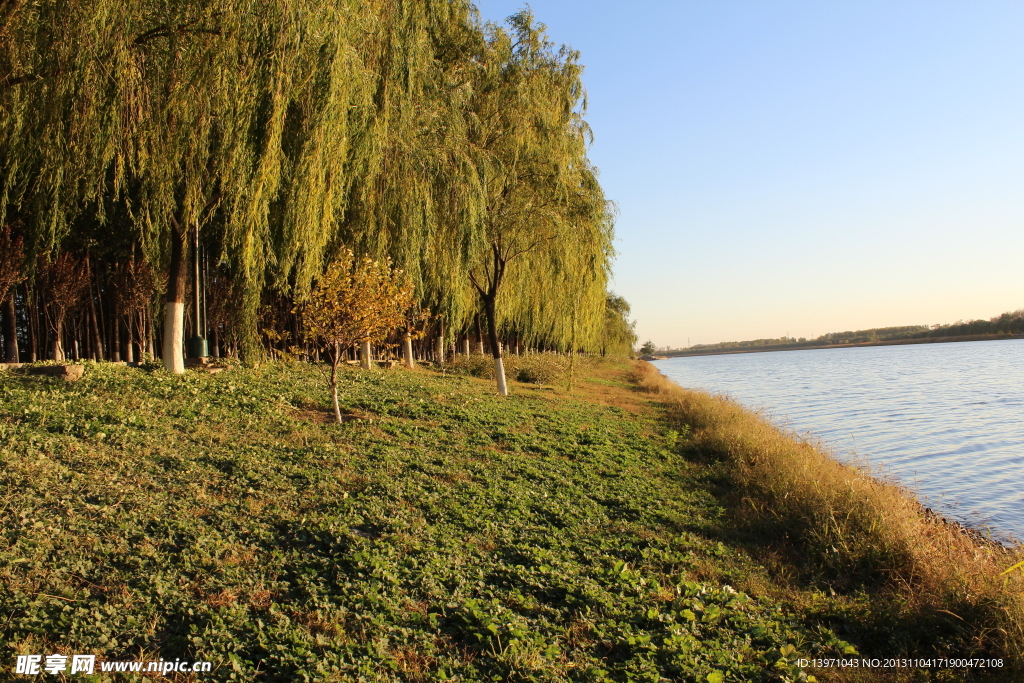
left=27, top=287, right=37, bottom=361
left=403, top=333, right=415, bottom=369
left=98, top=274, right=111, bottom=360
left=108, top=294, right=120, bottom=362
left=122, top=317, right=134, bottom=363
left=2, top=293, right=18, bottom=362
left=138, top=310, right=145, bottom=360
left=359, top=341, right=372, bottom=370
left=331, top=343, right=343, bottom=423
left=482, top=298, right=507, bottom=396
left=147, top=309, right=157, bottom=359
left=475, top=313, right=485, bottom=354
left=461, top=336, right=470, bottom=356
left=436, top=318, right=445, bottom=365
left=194, top=231, right=203, bottom=347
left=162, top=222, right=189, bottom=374
left=52, top=317, right=65, bottom=361
left=89, top=282, right=103, bottom=360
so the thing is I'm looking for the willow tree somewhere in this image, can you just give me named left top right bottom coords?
left=0, top=1, right=616, bottom=374
left=0, top=1, right=117, bottom=254
left=210, top=0, right=488, bottom=366
left=1, top=1, right=390, bottom=371
left=600, top=293, right=638, bottom=357
left=501, top=163, right=615, bottom=358
left=127, top=1, right=383, bottom=372
left=335, top=0, right=484, bottom=355
left=464, top=10, right=613, bottom=395
left=0, top=225, right=25, bottom=361
left=1, top=0, right=236, bottom=370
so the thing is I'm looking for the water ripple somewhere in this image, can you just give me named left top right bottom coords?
left=656, top=339, right=1024, bottom=543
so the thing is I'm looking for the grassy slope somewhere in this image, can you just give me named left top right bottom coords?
left=0, top=359, right=1008, bottom=682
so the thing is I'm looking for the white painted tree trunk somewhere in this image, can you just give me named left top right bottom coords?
left=403, top=334, right=415, bottom=369
left=360, top=341, right=372, bottom=370
left=494, top=356, right=508, bottom=396
left=53, top=320, right=64, bottom=361
left=146, top=314, right=155, bottom=359
left=332, top=382, right=342, bottom=423
left=330, top=347, right=343, bottom=423
left=162, top=302, right=185, bottom=374
left=461, top=338, right=470, bottom=356
left=436, top=335, right=445, bottom=365
left=477, top=339, right=484, bottom=355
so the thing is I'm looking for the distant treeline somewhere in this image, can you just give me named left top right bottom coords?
left=670, top=308, right=1024, bottom=355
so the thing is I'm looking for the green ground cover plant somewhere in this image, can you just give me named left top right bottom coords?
left=1, top=360, right=844, bottom=682
left=1, top=359, right=1010, bottom=682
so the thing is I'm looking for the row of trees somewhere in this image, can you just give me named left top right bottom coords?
left=0, top=1, right=636, bottom=394
left=909, top=309, right=1024, bottom=340
left=665, top=309, right=1024, bottom=356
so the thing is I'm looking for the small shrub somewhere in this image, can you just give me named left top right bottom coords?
left=448, top=352, right=593, bottom=386
left=448, top=354, right=493, bottom=378
left=506, top=354, right=568, bottom=385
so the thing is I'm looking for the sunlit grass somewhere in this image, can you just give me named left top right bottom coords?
left=1, top=359, right=1018, bottom=681
left=0, top=359, right=841, bottom=681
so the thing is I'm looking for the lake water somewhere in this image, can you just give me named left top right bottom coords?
left=654, top=339, right=1024, bottom=544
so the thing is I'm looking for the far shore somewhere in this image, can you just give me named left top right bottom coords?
left=658, top=332, right=1024, bottom=358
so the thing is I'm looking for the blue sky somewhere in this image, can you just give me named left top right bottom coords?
left=473, top=1, right=1024, bottom=347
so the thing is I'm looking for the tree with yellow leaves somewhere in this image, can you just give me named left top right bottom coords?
left=299, top=250, right=414, bottom=423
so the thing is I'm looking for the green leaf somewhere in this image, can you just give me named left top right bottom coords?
left=1000, top=559, right=1024, bottom=575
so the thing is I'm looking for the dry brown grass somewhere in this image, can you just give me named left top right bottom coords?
left=629, top=361, right=1024, bottom=670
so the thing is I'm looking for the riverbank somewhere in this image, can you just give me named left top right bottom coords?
left=631, top=361, right=1024, bottom=681
left=1, top=359, right=1020, bottom=681
left=666, top=333, right=1024, bottom=357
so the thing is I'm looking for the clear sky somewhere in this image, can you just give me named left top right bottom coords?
left=473, top=1, right=1024, bottom=347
